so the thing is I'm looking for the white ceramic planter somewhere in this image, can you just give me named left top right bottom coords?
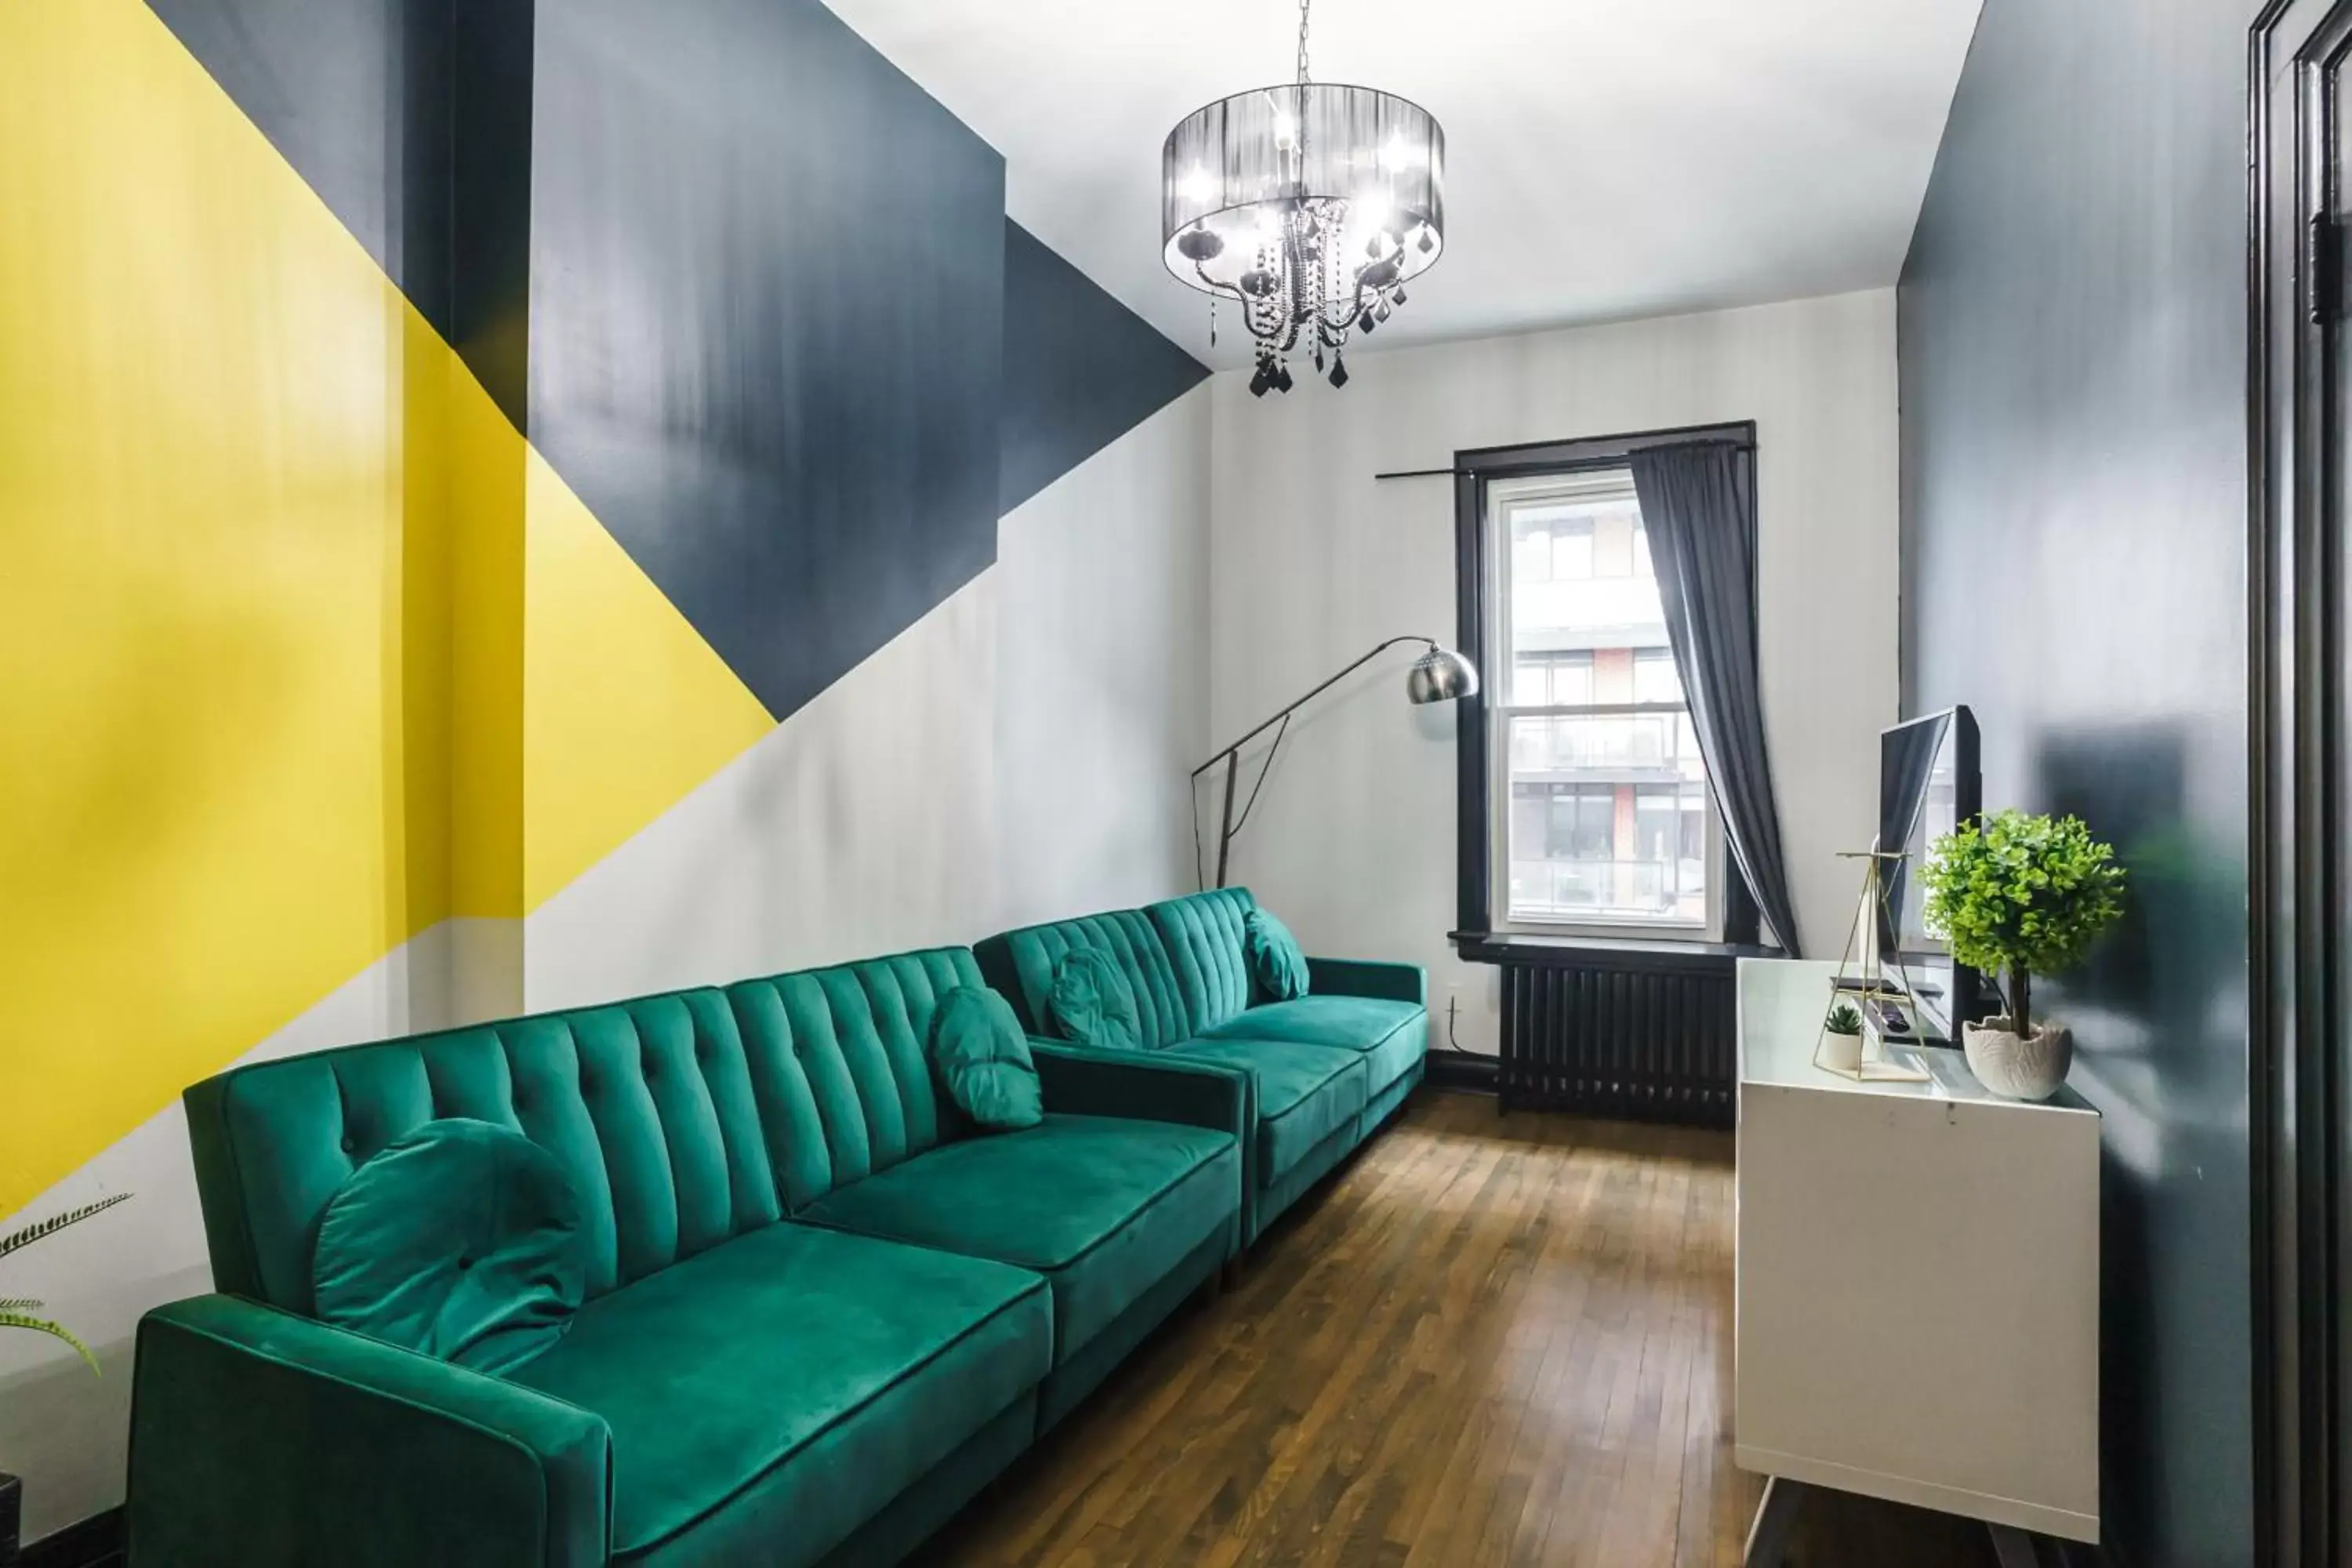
left=1962, top=1018, right=2074, bottom=1101
left=1818, top=1028, right=1865, bottom=1074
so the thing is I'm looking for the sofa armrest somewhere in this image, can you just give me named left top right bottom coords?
left=129, top=1294, right=612, bottom=1568
left=1031, top=1041, right=1253, bottom=1140
left=1307, top=957, right=1427, bottom=1006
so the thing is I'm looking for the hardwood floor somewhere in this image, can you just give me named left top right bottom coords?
left=924, top=1090, right=2008, bottom=1568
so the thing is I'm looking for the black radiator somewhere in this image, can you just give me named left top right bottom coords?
left=1487, top=943, right=1740, bottom=1127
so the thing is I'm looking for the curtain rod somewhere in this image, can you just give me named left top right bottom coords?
left=1374, top=435, right=1755, bottom=481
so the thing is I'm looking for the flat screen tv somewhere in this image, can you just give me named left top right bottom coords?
left=1875, top=706, right=1982, bottom=1040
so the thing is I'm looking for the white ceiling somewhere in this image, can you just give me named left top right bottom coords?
left=822, top=0, right=1984, bottom=369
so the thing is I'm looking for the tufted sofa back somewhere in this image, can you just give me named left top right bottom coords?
left=1146, top=888, right=1258, bottom=1035
left=719, top=946, right=976, bottom=1210
left=974, top=908, right=1192, bottom=1048
left=186, top=988, right=782, bottom=1315
left=184, top=947, right=988, bottom=1319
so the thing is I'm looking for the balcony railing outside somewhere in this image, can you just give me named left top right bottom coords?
left=1507, top=857, right=1706, bottom=925
left=1507, top=712, right=1703, bottom=778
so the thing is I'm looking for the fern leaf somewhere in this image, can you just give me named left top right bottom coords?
left=0, top=1191, right=132, bottom=1261
left=0, top=1298, right=43, bottom=1312
left=0, top=1311, right=100, bottom=1374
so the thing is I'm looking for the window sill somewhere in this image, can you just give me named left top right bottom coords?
left=1449, top=929, right=1781, bottom=971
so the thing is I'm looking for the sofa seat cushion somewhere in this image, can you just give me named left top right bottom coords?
left=1164, top=1038, right=1367, bottom=1179
left=800, top=1114, right=1240, bottom=1356
left=1199, top=998, right=1429, bottom=1098
left=510, top=1221, right=1049, bottom=1566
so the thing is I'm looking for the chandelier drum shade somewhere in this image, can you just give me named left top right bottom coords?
left=1160, top=3, right=1446, bottom=394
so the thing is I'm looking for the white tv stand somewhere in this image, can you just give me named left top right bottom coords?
left=1733, top=958, right=2100, bottom=1565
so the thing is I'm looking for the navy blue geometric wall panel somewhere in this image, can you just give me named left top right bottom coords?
left=146, top=0, right=457, bottom=328
left=150, top=0, right=1211, bottom=729
left=525, top=0, right=1006, bottom=722
left=145, top=0, right=536, bottom=426
left=1001, top=220, right=1209, bottom=514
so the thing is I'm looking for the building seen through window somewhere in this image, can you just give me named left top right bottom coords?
left=1491, top=470, right=1712, bottom=930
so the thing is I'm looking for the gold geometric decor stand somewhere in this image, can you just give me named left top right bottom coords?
left=1813, top=848, right=1931, bottom=1083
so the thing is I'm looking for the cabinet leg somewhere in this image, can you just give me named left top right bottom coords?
left=1743, top=1476, right=1806, bottom=1568
left=1986, top=1523, right=2041, bottom=1568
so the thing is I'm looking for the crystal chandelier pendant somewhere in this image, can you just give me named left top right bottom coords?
left=1159, top=0, right=1446, bottom=394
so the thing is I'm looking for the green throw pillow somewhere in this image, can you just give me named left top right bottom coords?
left=313, top=1118, right=588, bottom=1375
left=1245, top=906, right=1311, bottom=1001
left=931, top=986, right=1044, bottom=1131
left=1050, top=947, right=1143, bottom=1051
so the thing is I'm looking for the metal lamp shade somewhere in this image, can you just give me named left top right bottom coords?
left=1406, top=645, right=1479, bottom=705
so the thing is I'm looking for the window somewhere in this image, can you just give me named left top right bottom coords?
left=1484, top=467, right=1719, bottom=935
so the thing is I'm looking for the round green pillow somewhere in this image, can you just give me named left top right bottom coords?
left=313, top=1118, right=588, bottom=1374
left=1245, top=906, right=1311, bottom=1001
left=1049, top=948, right=1143, bottom=1051
left=932, top=986, right=1044, bottom=1131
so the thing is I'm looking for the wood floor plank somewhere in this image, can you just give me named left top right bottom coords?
left=924, top=1092, right=2001, bottom=1568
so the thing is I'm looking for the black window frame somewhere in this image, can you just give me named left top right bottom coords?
left=1451, top=420, right=1762, bottom=951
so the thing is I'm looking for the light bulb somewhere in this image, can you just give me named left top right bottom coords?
left=1178, top=165, right=1217, bottom=204
left=1378, top=136, right=1421, bottom=172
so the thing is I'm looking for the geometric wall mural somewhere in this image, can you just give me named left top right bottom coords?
left=4, top=0, right=1205, bottom=1221
left=1002, top=220, right=1214, bottom=516
left=526, top=0, right=1009, bottom=724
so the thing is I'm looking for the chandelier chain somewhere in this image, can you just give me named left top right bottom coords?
left=1296, top=0, right=1312, bottom=85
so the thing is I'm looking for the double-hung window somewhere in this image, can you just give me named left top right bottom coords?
left=1483, top=467, right=1719, bottom=936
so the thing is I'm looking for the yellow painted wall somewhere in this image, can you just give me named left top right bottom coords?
left=522, top=455, right=775, bottom=909
left=0, top=0, right=772, bottom=1220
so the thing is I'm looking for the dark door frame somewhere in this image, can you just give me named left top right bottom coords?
left=2250, top=4, right=2352, bottom=1562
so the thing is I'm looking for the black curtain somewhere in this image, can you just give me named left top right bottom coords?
left=1628, top=441, right=1803, bottom=955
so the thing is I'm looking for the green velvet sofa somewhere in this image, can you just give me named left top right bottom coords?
left=128, top=946, right=1245, bottom=1568
left=975, top=888, right=1428, bottom=1244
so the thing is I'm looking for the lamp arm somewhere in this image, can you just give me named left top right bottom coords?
left=1189, top=635, right=1440, bottom=779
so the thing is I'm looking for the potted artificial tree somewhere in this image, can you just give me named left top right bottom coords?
left=1919, top=809, right=2126, bottom=1100
left=0, top=1192, right=129, bottom=1558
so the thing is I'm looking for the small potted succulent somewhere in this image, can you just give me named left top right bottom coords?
left=1920, top=809, right=2126, bottom=1100
left=1818, top=1000, right=1867, bottom=1075
left=1, top=1192, right=130, bottom=1555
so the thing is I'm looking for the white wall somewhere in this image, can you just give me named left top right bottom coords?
left=1206, top=289, right=1900, bottom=1053
left=0, top=387, right=1211, bottom=1542
left=995, top=393, right=1210, bottom=929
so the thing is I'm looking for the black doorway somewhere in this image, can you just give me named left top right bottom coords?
left=2251, top=4, right=2352, bottom=1560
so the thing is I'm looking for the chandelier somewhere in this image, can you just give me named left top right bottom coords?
left=1160, top=0, right=1446, bottom=394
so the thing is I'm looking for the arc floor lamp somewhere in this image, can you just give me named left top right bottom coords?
left=1193, top=637, right=1479, bottom=888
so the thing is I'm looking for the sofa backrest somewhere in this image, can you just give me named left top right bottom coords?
left=974, top=908, right=1192, bottom=1047
left=1147, top=887, right=1259, bottom=1035
left=719, top=946, right=978, bottom=1210
left=184, top=946, right=989, bottom=1319
left=185, top=987, right=785, bottom=1316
